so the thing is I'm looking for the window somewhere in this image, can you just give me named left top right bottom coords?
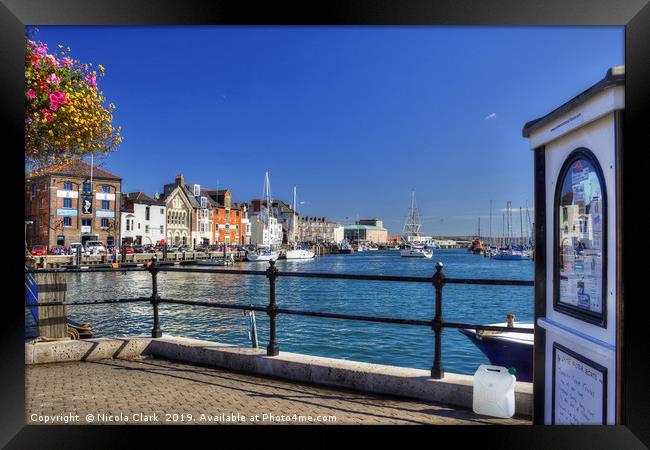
left=56, top=235, right=65, bottom=246
left=64, top=182, right=72, bottom=190
left=102, top=185, right=110, bottom=193
left=82, top=218, right=91, bottom=227
left=101, top=200, right=109, bottom=210
left=160, top=225, right=164, bottom=233
left=63, top=198, right=72, bottom=208
left=160, top=208, right=164, bottom=214
left=31, top=185, right=36, bottom=196
left=145, top=225, right=150, bottom=233
left=145, top=206, right=150, bottom=221
left=101, top=218, right=109, bottom=228
left=63, top=217, right=72, bottom=227
left=83, top=182, right=91, bottom=194
left=138, top=223, right=141, bottom=230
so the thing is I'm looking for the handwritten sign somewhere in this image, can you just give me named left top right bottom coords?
left=553, top=344, right=606, bottom=424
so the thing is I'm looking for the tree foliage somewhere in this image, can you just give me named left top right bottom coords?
left=25, top=37, right=123, bottom=170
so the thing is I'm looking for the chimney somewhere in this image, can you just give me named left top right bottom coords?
left=175, top=174, right=184, bottom=186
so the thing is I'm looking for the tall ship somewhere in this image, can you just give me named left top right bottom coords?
left=247, top=170, right=280, bottom=262
left=400, top=190, right=433, bottom=258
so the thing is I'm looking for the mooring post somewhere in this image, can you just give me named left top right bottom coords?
left=149, top=254, right=162, bottom=338
left=431, top=261, right=445, bottom=379
left=266, top=259, right=279, bottom=356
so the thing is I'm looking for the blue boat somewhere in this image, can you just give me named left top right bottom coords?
left=458, top=322, right=534, bottom=382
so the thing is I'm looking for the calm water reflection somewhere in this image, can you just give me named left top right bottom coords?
left=65, top=249, right=534, bottom=376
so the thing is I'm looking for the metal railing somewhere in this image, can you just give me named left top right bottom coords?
left=25, top=257, right=534, bottom=379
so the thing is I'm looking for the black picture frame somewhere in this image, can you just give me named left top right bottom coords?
left=4, top=0, right=650, bottom=448
left=553, top=148, right=608, bottom=327
left=551, top=342, right=607, bottom=425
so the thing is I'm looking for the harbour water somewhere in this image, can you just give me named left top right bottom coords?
left=64, top=248, right=533, bottom=376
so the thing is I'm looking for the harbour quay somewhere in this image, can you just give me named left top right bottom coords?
left=25, top=258, right=534, bottom=425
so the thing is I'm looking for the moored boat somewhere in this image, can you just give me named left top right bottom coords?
left=458, top=318, right=533, bottom=382
left=285, top=244, right=315, bottom=260
left=247, top=247, right=279, bottom=262
left=400, top=245, right=433, bottom=258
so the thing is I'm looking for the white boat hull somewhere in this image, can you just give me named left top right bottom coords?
left=247, top=252, right=279, bottom=262
left=285, top=249, right=315, bottom=259
left=400, top=249, right=433, bottom=258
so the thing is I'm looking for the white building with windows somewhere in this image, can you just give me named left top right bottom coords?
left=120, top=192, right=166, bottom=246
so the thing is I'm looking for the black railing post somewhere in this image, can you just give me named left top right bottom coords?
left=431, top=261, right=445, bottom=379
left=148, top=254, right=162, bottom=338
left=266, top=259, right=279, bottom=356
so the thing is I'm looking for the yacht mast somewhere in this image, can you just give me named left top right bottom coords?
left=402, top=190, right=423, bottom=241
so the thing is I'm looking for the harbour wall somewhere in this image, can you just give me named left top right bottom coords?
left=25, top=335, right=533, bottom=417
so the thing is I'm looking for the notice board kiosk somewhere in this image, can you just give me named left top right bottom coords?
left=523, top=66, right=624, bottom=425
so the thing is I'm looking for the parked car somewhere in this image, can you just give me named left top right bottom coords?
left=85, top=241, right=106, bottom=255
left=166, top=245, right=179, bottom=253
left=31, top=245, right=47, bottom=256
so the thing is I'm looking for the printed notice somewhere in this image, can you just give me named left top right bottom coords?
left=553, top=346, right=605, bottom=425
left=557, top=157, right=605, bottom=319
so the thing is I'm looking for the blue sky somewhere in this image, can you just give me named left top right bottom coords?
left=29, top=26, right=623, bottom=236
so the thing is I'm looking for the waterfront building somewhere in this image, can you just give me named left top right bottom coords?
left=298, top=217, right=344, bottom=244
left=344, top=220, right=389, bottom=244
left=25, top=158, right=121, bottom=249
left=160, top=175, right=194, bottom=247
left=239, top=203, right=251, bottom=245
left=162, top=175, right=221, bottom=248
left=205, top=189, right=244, bottom=246
left=269, top=199, right=299, bottom=244
left=120, top=192, right=166, bottom=246
left=249, top=199, right=283, bottom=247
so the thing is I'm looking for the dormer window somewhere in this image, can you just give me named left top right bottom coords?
left=201, top=196, right=207, bottom=208
left=193, top=184, right=201, bottom=197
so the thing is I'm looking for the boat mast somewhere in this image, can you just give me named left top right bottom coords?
left=489, top=200, right=492, bottom=245
left=519, top=206, right=523, bottom=246
left=292, top=185, right=297, bottom=244
left=402, top=190, right=422, bottom=243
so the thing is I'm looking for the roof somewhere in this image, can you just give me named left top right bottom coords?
left=522, top=66, right=625, bottom=138
left=123, top=192, right=165, bottom=206
left=162, top=180, right=227, bottom=209
left=26, top=158, right=121, bottom=181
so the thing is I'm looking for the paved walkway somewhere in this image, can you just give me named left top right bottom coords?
left=26, top=357, right=530, bottom=425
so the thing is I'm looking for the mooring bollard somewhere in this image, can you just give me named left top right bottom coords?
left=431, top=261, right=445, bottom=379
left=266, top=259, right=279, bottom=356
left=148, top=254, right=162, bottom=338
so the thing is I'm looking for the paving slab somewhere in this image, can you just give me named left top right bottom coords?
left=25, top=357, right=530, bottom=425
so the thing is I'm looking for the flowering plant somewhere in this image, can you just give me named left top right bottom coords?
left=25, top=37, right=123, bottom=169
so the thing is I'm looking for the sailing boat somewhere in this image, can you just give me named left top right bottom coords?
left=400, top=190, right=433, bottom=258
left=247, top=170, right=280, bottom=262
left=355, top=214, right=364, bottom=252
left=285, top=186, right=315, bottom=259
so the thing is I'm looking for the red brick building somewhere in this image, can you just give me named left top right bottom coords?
left=207, top=189, right=244, bottom=245
left=25, top=158, right=122, bottom=250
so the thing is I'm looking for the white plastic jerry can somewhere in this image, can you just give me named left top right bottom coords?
left=472, top=364, right=516, bottom=418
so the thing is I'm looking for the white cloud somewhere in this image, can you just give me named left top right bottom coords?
left=485, top=112, right=497, bottom=120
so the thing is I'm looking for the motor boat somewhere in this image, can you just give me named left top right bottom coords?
left=458, top=320, right=533, bottom=382
left=285, top=244, right=315, bottom=260
left=247, top=248, right=279, bottom=262
left=400, top=245, right=433, bottom=258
